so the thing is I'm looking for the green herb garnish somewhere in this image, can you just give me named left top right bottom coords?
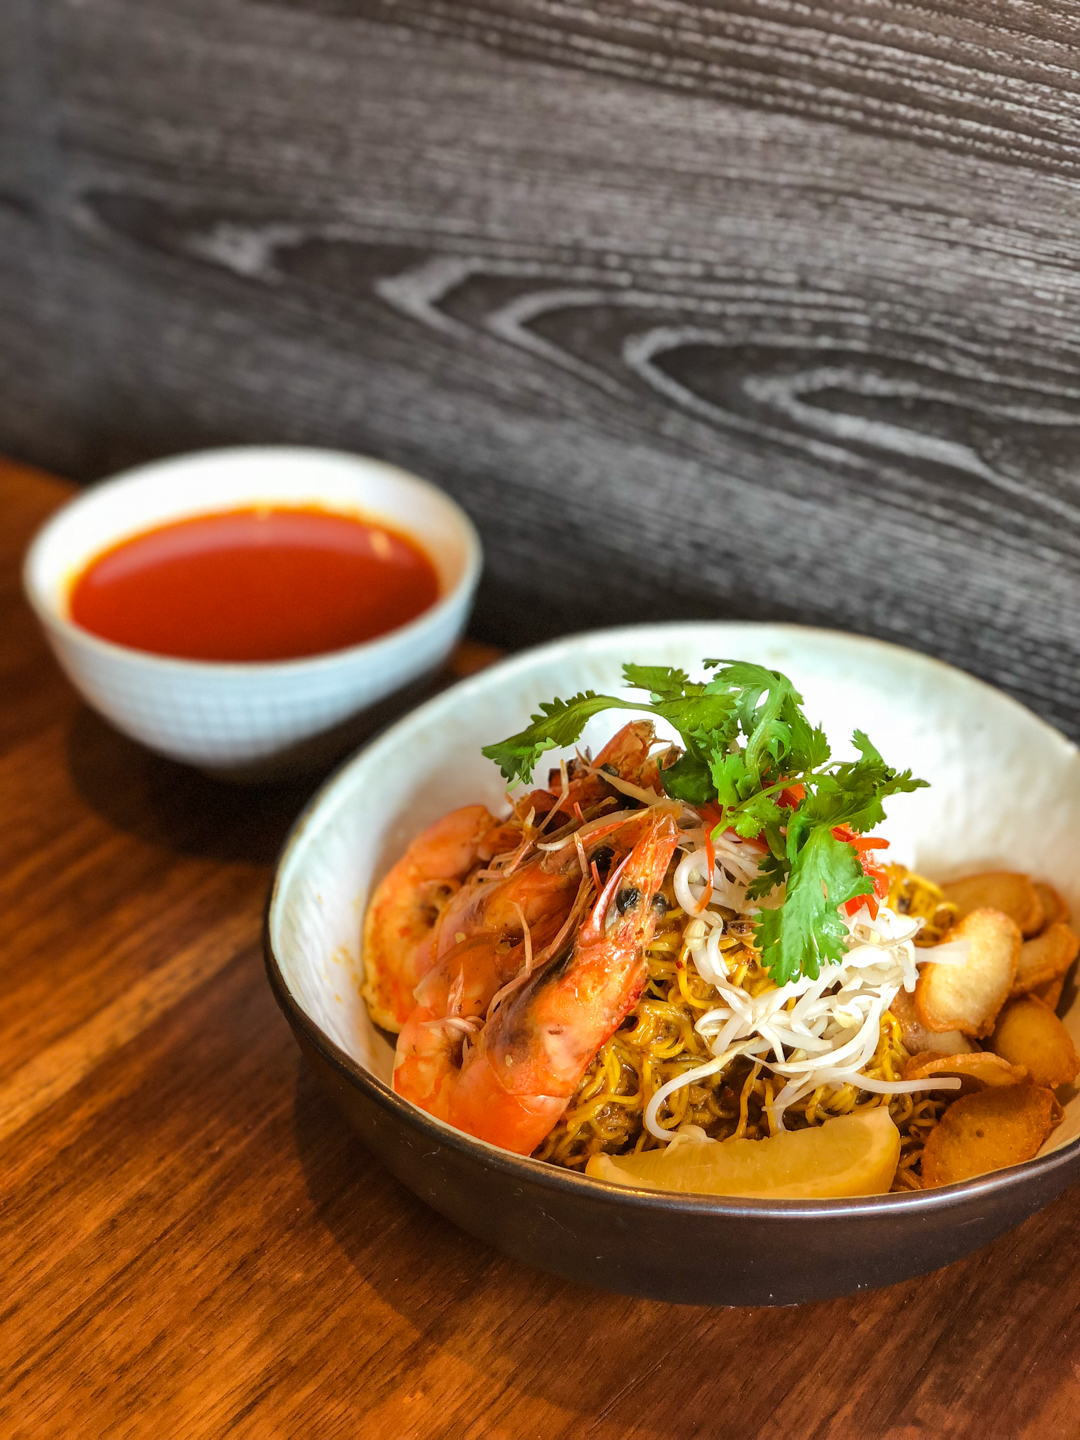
left=481, top=660, right=927, bottom=984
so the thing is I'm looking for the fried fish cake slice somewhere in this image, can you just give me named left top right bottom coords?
left=1033, top=881, right=1070, bottom=930
left=915, top=909, right=1020, bottom=1038
left=941, top=872, right=1044, bottom=937
left=903, top=1050, right=1028, bottom=1095
left=921, top=1085, right=1062, bottom=1188
left=1011, top=922, right=1079, bottom=998
left=888, top=987, right=973, bottom=1058
left=991, top=995, right=1080, bottom=1089
left=1032, top=974, right=1066, bottom=1012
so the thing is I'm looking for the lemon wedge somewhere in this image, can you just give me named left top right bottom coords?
left=585, top=1106, right=901, bottom=1199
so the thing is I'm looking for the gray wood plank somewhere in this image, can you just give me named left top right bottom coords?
left=2, top=0, right=1078, bottom=737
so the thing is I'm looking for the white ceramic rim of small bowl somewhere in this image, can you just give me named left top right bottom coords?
left=266, top=620, right=1080, bottom=1207
left=22, top=445, right=484, bottom=677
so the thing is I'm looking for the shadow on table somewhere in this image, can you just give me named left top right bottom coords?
left=63, top=662, right=456, bottom=864
left=65, top=706, right=326, bottom=864
left=288, top=1064, right=810, bottom=1440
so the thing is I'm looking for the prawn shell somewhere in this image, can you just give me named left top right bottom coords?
left=360, top=805, right=504, bottom=1031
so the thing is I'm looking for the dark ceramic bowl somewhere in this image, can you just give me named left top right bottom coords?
left=264, top=622, right=1080, bottom=1305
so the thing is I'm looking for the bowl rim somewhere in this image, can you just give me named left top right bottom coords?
left=264, top=620, right=1080, bottom=1217
left=21, top=444, right=483, bottom=677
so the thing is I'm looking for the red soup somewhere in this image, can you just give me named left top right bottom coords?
left=69, top=507, right=441, bottom=662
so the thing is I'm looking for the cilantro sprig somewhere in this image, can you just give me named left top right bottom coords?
left=481, top=660, right=927, bottom=984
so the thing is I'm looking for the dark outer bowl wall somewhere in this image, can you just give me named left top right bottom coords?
left=265, top=940, right=1080, bottom=1306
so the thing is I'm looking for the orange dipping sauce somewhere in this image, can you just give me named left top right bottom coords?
left=69, top=506, right=440, bottom=662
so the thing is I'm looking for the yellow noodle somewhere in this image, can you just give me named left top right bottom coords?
left=731, top=1062, right=762, bottom=1141
left=886, top=864, right=958, bottom=947
left=536, top=895, right=955, bottom=1182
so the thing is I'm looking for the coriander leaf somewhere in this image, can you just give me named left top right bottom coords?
left=761, top=818, right=788, bottom=863
left=755, top=823, right=872, bottom=983
left=708, top=751, right=751, bottom=810
left=658, top=751, right=715, bottom=806
left=622, top=663, right=741, bottom=779
left=480, top=690, right=641, bottom=784
left=835, top=768, right=925, bottom=835
left=803, top=724, right=832, bottom=770
left=703, top=660, right=826, bottom=782
left=802, top=729, right=927, bottom=834
left=649, top=694, right=738, bottom=745
left=746, top=850, right=787, bottom=901
left=851, top=728, right=883, bottom=766
left=621, top=664, right=695, bottom=701
left=726, top=789, right=786, bottom=839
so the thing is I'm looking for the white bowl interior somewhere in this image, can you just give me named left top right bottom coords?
left=270, top=622, right=1080, bottom=1162
left=26, top=445, right=477, bottom=622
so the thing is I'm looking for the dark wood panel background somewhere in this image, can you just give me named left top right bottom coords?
left=2, top=1, right=1079, bottom=737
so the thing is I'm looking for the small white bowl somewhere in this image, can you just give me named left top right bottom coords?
left=23, top=447, right=482, bottom=775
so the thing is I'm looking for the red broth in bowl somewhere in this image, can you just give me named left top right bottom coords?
left=69, top=506, right=440, bottom=662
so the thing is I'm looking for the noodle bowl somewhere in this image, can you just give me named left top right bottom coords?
left=266, top=621, right=1080, bottom=1304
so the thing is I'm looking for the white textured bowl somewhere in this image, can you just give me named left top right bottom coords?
left=265, top=623, right=1080, bottom=1304
left=23, top=447, right=482, bottom=773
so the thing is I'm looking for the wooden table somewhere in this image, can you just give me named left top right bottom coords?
left=4, top=459, right=1078, bottom=1440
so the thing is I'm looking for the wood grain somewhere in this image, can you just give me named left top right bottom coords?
left=3, top=459, right=1080, bottom=1438
left=0, top=907, right=254, bottom=1144
left=2, top=2, right=1079, bottom=742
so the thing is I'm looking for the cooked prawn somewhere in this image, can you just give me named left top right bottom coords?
left=361, top=804, right=510, bottom=1031
left=392, top=813, right=649, bottom=1109
left=392, top=917, right=565, bottom=1123
left=393, top=808, right=679, bottom=1154
left=424, top=841, right=573, bottom=958
left=363, top=721, right=667, bottom=1033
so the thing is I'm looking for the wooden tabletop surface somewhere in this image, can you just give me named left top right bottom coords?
left=3, top=458, right=1079, bottom=1440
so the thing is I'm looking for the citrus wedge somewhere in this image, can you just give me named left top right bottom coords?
left=585, top=1106, right=901, bottom=1199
